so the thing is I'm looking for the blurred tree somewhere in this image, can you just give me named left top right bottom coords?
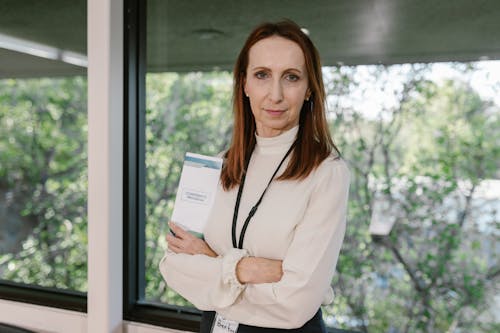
left=0, top=77, right=87, bottom=291
left=327, top=65, right=499, bottom=333
left=144, top=72, right=233, bottom=305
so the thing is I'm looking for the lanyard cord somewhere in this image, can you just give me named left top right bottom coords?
left=231, top=141, right=296, bottom=249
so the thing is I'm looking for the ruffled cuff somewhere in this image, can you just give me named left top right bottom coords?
left=221, top=248, right=249, bottom=292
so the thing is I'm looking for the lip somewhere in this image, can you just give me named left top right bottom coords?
left=264, top=108, right=286, bottom=116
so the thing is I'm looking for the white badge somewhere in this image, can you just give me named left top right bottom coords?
left=211, top=313, right=239, bottom=333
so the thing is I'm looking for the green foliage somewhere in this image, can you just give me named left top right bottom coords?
left=144, top=72, right=233, bottom=305
left=0, top=77, right=87, bottom=291
left=326, top=65, right=499, bottom=332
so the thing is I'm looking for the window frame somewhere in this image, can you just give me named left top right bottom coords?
left=121, top=2, right=359, bottom=332
left=0, top=281, right=86, bottom=313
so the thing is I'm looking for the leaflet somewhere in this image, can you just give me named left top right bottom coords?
left=171, top=152, right=223, bottom=234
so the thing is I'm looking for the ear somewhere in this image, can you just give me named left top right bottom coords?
left=305, top=88, right=312, bottom=101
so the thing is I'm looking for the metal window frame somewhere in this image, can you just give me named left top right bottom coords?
left=122, top=0, right=200, bottom=330
left=0, top=280, right=86, bottom=312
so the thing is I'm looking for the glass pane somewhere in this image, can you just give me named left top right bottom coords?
left=0, top=1, right=87, bottom=292
left=144, top=1, right=500, bottom=331
left=144, top=72, right=232, bottom=307
left=323, top=62, right=500, bottom=331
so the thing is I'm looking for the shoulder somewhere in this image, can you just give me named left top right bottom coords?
left=310, top=154, right=350, bottom=190
left=318, top=154, right=350, bottom=177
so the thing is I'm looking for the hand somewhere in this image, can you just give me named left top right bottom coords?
left=236, top=257, right=283, bottom=284
left=166, top=222, right=218, bottom=257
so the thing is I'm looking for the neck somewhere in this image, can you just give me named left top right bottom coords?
left=256, top=124, right=297, bottom=138
left=254, top=125, right=299, bottom=155
left=256, top=128, right=284, bottom=138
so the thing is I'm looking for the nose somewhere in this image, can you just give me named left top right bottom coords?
left=268, top=79, right=284, bottom=103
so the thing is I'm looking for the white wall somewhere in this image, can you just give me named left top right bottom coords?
left=0, top=300, right=87, bottom=333
left=0, top=299, right=186, bottom=333
left=0, top=0, right=185, bottom=332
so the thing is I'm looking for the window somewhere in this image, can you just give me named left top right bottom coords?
left=0, top=1, right=87, bottom=310
left=125, top=1, right=500, bottom=332
left=124, top=1, right=223, bottom=329
left=323, top=63, right=500, bottom=331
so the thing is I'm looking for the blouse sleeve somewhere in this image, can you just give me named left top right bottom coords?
left=158, top=246, right=248, bottom=310
left=241, top=159, right=350, bottom=326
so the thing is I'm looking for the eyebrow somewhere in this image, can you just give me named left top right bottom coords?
left=250, top=66, right=303, bottom=74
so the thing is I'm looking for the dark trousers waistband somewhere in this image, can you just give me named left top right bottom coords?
left=200, top=308, right=326, bottom=333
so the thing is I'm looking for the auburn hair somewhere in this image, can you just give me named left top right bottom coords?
left=221, top=20, right=340, bottom=190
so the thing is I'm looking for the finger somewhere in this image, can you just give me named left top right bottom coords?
left=169, top=222, right=191, bottom=239
left=165, top=233, right=175, bottom=243
left=166, top=234, right=184, bottom=249
left=168, top=242, right=183, bottom=254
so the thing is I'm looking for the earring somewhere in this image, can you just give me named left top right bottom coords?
left=309, top=99, right=314, bottom=112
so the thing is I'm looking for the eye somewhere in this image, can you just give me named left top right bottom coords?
left=254, top=71, right=269, bottom=79
left=285, top=74, right=300, bottom=82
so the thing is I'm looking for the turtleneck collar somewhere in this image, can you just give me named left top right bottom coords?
left=254, top=126, right=298, bottom=155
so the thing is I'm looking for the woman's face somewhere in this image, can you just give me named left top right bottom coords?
left=244, top=36, right=310, bottom=138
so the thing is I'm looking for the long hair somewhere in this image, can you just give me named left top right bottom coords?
left=221, top=20, right=340, bottom=190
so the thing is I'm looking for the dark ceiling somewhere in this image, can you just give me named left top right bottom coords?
left=1, top=0, right=500, bottom=78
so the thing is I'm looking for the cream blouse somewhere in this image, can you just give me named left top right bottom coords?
left=159, top=126, right=350, bottom=329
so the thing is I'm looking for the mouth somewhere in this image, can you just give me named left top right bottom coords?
left=264, top=109, right=286, bottom=116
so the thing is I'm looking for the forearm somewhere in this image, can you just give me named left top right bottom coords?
left=236, top=256, right=283, bottom=284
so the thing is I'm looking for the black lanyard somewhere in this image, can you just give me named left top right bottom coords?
left=231, top=141, right=296, bottom=249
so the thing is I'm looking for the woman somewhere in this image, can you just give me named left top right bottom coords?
left=160, top=20, right=350, bottom=332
